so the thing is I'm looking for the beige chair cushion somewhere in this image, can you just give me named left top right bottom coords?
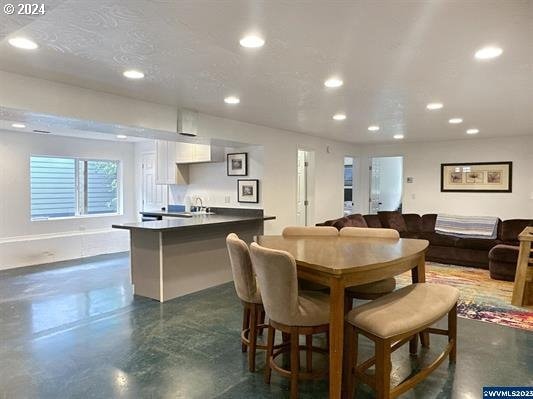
left=340, top=227, right=400, bottom=239
left=346, top=283, right=459, bottom=339
left=282, top=226, right=339, bottom=236
left=226, top=233, right=261, bottom=304
left=347, top=277, right=396, bottom=295
left=250, top=242, right=330, bottom=327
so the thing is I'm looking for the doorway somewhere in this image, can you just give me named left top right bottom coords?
left=141, top=152, right=166, bottom=211
left=369, top=156, right=403, bottom=214
left=344, top=157, right=357, bottom=215
left=296, top=149, right=315, bottom=226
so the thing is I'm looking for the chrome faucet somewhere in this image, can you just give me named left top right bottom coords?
left=194, top=197, right=204, bottom=213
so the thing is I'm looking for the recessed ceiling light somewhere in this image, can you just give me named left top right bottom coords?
left=368, top=125, right=380, bottom=132
left=475, top=46, right=503, bottom=60
left=8, top=37, right=38, bottom=50
left=448, top=118, right=463, bottom=124
left=224, top=96, right=240, bottom=104
left=239, top=35, right=265, bottom=48
left=324, top=78, right=343, bottom=88
left=123, top=70, right=145, bottom=79
left=333, top=113, right=346, bottom=121
left=426, top=102, right=443, bottom=110
left=12, top=123, right=26, bottom=128
left=466, top=128, right=479, bottom=135
left=393, top=134, right=404, bottom=140
left=116, top=135, right=127, bottom=139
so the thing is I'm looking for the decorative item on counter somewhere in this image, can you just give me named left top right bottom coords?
left=227, top=152, right=248, bottom=176
left=237, top=179, right=259, bottom=203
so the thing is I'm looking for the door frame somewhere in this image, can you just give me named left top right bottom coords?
left=296, top=148, right=316, bottom=226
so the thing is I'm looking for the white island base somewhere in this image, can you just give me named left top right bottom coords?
left=124, top=218, right=267, bottom=302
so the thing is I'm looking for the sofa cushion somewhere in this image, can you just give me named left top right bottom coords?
left=345, top=214, right=368, bottom=227
left=455, top=238, right=502, bottom=251
left=500, top=219, right=533, bottom=242
left=421, top=214, right=437, bottom=232
left=419, top=232, right=459, bottom=247
left=363, top=214, right=382, bottom=228
left=400, top=231, right=420, bottom=239
left=332, top=214, right=367, bottom=230
left=403, top=214, right=422, bottom=233
left=378, top=211, right=407, bottom=232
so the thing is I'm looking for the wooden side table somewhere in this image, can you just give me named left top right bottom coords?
left=511, top=226, right=533, bottom=307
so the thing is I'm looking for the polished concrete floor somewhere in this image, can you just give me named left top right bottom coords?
left=0, top=253, right=531, bottom=399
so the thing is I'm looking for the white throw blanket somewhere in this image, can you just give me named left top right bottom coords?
left=435, top=214, right=499, bottom=239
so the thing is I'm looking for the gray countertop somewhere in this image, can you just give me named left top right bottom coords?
left=112, top=214, right=275, bottom=232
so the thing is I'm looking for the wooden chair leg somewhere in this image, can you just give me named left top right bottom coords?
left=242, top=306, right=250, bottom=353
left=248, top=304, right=258, bottom=372
left=344, top=325, right=357, bottom=399
left=420, top=331, right=430, bottom=348
left=375, top=339, right=391, bottom=399
left=290, top=327, right=300, bottom=399
left=448, top=304, right=457, bottom=363
left=409, top=334, right=418, bottom=356
left=258, top=308, right=266, bottom=336
left=264, top=325, right=275, bottom=384
left=344, top=295, right=354, bottom=313
left=306, top=335, right=313, bottom=372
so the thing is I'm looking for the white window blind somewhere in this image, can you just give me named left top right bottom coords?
left=30, top=156, right=120, bottom=220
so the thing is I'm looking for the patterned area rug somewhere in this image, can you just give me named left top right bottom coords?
left=396, top=262, right=533, bottom=331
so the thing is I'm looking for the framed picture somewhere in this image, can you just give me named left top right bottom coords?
left=238, top=179, right=259, bottom=203
left=227, top=152, right=248, bottom=176
left=441, top=162, right=512, bottom=192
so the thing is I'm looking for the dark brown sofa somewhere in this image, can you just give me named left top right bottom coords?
left=318, top=212, right=533, bottom=281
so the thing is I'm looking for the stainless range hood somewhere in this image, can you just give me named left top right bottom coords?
left=177, top=108, right=198, bottom=137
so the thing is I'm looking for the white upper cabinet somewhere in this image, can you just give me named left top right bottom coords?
left=175, top=143, right=224, bottom=164
left=155, top=140, right=189, bottom=185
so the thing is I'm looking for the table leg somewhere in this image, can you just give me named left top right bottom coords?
left=329, top=277, right=345, bottom=399
left=512, top=240, right=532, bottom=306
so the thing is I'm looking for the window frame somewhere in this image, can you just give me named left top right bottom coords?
left=30, top=155, right=123, bottom=221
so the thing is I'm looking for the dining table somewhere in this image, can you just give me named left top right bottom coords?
left=255, top=235, right=429, bottom=399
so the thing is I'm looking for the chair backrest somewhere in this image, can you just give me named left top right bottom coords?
left=249, top=243, right=299, bottom=325
left=339, top=227, right=400, bottom=239
left=282, top=226, right=339, bottom=237
left=226, top=233, right=259, bottom=303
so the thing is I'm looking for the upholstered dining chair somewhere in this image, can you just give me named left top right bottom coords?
left=282, top=226, right=339, bottom=237
left=282, top=226, right=338, bottom=291
left=226, top=233, right=266, bottom=372
left=250, top=242, right=330, bottom=399
left=340, top=227, right=399, bottom=311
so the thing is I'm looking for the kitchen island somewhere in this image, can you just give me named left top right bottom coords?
left=113, top=210, right=274, bottom=302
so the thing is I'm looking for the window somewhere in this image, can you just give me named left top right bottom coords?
left=30, top=156, right=120, bottom=220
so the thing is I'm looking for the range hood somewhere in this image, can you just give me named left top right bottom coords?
left=177, top=108, right=198, bottom=137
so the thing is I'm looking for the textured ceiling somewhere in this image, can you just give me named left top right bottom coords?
left=0, top=0, right=532, bottom=143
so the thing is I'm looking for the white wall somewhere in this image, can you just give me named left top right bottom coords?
left=193, top=114, right=354, bottom=233
left=355, top=136, right=533, bottom=219
left=168, top=145, right=264, bottom=209
left=0, top=130, right=136, bottom=269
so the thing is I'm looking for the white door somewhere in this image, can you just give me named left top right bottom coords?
left=142, top=152, right=166, bottom=211
left=369, top=156, right=403, bottom=214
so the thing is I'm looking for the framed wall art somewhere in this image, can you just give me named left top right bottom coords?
left=237, top=179, right=259, bottom=203
left=227, top=152, right=248, bottom=176
left=441, top=162, right=512, bottom=193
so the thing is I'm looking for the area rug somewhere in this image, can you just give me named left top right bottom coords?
left=396, top=263, right=533, bottom=331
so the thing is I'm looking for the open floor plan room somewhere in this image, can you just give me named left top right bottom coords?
left=0, top=1, right=532, bottom=399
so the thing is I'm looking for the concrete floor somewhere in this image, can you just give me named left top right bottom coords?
left=0, top=253, right=531, bottom=399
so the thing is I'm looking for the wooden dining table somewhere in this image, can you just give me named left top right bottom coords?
left=255, top=235, right=429, bottom=399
